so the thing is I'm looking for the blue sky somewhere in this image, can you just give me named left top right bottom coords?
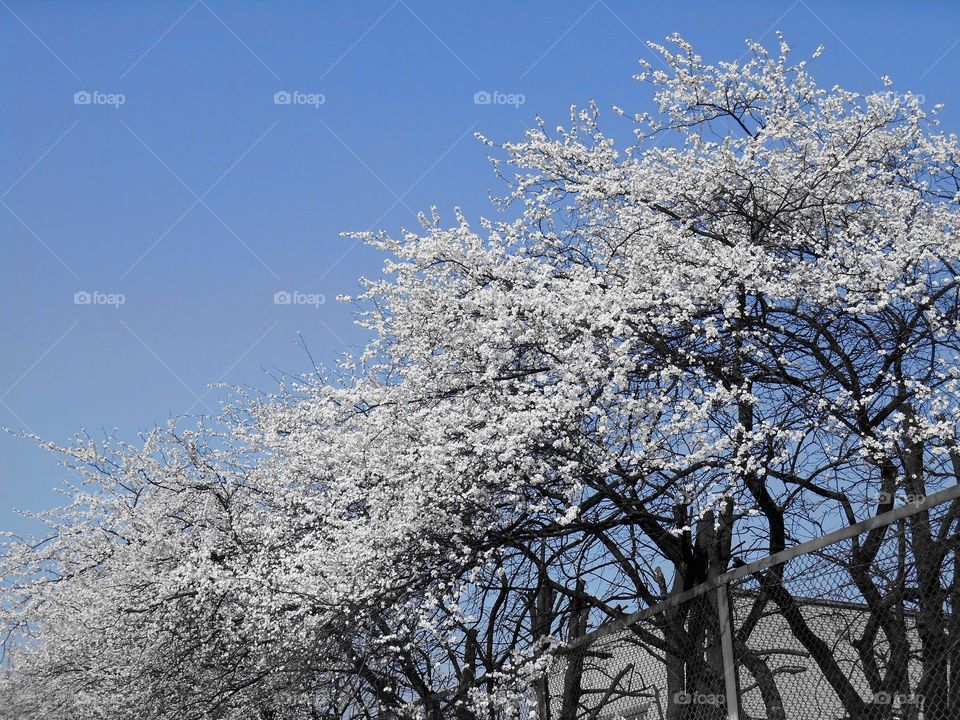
left=2, top=0, right=959, bottom=537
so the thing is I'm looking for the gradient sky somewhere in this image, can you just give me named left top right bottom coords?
left=3, top=0, right=960, bottom=537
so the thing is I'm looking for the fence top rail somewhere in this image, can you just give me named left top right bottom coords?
left=565, top=482, right=960, bottom=652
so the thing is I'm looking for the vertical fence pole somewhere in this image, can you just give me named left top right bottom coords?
left=716, top=583, right=740, bottom=720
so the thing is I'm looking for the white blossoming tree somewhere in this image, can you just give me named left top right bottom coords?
left=3, top=36, right=960, bottom=720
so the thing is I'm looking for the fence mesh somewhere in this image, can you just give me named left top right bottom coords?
left=543, top=492, right=960, bottom=720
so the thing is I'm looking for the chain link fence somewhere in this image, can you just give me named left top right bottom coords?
left=543, top=485, right=960, bottom=720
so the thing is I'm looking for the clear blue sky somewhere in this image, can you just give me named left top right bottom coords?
left=2, top=0, right=959, bottom=537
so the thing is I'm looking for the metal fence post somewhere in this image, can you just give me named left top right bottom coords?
left=716, top=583, right=740, bottom=720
